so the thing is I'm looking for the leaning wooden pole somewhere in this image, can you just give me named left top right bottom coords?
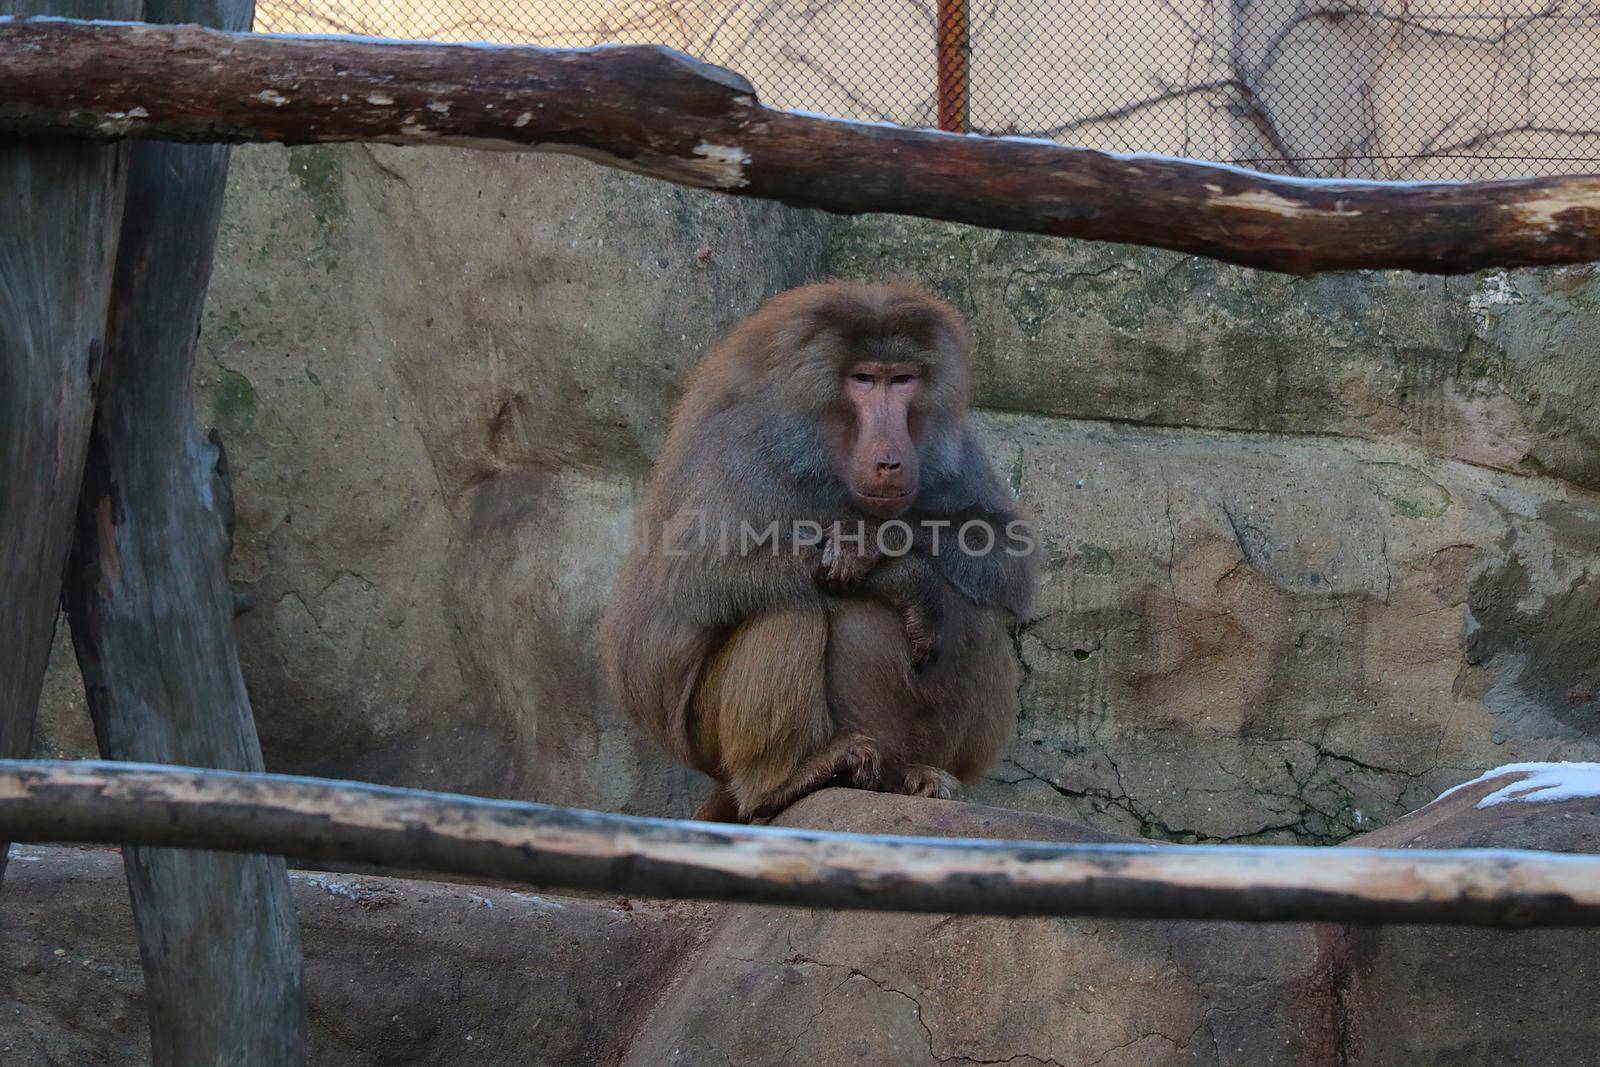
left=0, top=0, right=138, bottom=888
left=2, top=20, right=1600, bottom=274
left=5, top=760, right=1600, bottom=928
left=56, top=0, right=307, bottom=1060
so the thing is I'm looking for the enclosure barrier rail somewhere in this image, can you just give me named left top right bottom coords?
left=8, top=16, right=1600, bottom=275
left=5, top=759, right=1600, bottom=928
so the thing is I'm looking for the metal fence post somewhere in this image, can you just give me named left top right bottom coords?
left=936, top=0, right=968, bottom=132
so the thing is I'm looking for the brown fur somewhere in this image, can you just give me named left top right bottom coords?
left=601, top=281, right=1036, bottom=821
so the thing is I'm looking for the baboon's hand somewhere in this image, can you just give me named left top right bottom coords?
left=816, top=526, right=881, bottom=589
left=899, top=598, right=942, bottom=672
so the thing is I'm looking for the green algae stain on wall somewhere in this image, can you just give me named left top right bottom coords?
left=1365, top=462, right=1450, bottom=519
left=211, top=368, right=259, bottom=437
left=287, top=146, right=349, bottom=230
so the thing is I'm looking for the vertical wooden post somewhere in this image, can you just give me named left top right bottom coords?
left=936, top=0, right=970, bottom=132
left=0, top=0, right=140, bottom=888
left=60, top=0, right=308, bottom=1059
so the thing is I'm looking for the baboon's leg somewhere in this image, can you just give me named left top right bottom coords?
left=746, top=730, right=882, bottom=820
left=825, top=599, right=1020, bottom=793
left=696, top=608, right=876, bottom=820
left=692, top=783, right=741, bottom=823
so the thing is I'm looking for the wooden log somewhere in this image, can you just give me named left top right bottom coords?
left=0, top=0, right=139, bottom=889
left=55, top=1, right=307, bottom=1061
left=5, top=760, right=1600, bottom=928
left=0, top=21, right=1599, bottom=273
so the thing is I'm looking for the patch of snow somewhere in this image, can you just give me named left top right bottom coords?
left=1101, top=151, right=1461, bottom=189
left=1469, top=270, right=1525, bottom=330
left=774, top=109, right=1475, bottom=187
left=1432, top=762, right=1600, bottom=809
left=294, top=874, right=365, bottom=901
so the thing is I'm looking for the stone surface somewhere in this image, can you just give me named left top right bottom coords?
left=624, top=781, right=1600, bottom=1066
left=830, top=216, right=1600, bottom=491
left=1337, top=766, right=1600, bottom=1065
left=969, top=413, right=1600, bottom=842
left=1358, top=762, right=1600, bottom=852
left=34, top=143, right=1600, bottom=847
left=0, top=845, right=702, bottom=1066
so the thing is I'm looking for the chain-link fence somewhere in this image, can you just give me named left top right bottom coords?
left=254, top=0, right=1600, bottom=180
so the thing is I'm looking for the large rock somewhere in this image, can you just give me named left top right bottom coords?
left=970, top=413, right=1600, bottom=841
left=1330, top=764, right=1600, bottom=1065
left=0, top=845, right=700, bottom=1066
left=626, top=772, right=1600, bottom=1066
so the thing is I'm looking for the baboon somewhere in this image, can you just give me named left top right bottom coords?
left=601, top=281, right=1036, bottom=822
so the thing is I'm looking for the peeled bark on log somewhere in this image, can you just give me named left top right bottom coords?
left=57, top=0, right=307, bottom=1061
left=5, top=760, right=1600, bottom=928
left=0, top=0, right=138, bottom=889
left=1, top=20, right=1600, bottom=274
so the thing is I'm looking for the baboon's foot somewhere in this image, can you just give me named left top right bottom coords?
left=692, top=783, right=742, bottom=823
left=832, top=730, right=883, bottom=790
left=899, top=764, right=961, bottom=800
left=747, top=731, right=882, bottom=820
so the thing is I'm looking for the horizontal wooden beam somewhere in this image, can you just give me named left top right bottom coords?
left=3, top=760, right=1599, bottom=927
left=3, top=18, right=1600, bottom=275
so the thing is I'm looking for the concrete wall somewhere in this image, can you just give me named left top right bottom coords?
left=38, top=143, right=1600, bottom=841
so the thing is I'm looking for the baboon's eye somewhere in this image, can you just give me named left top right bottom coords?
left=850, top=372, right=876, bottom=385
left=890, top=374, right=916, bottom=386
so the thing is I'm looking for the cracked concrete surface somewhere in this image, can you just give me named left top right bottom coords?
left=964, top=415, right=1600, bottom=842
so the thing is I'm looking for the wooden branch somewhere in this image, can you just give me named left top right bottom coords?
left=2, top=21, right=1600, bottom=273
left=56, top=2, right=307, bottom=1061
left=5, top=760, right=1600, bottom=927
left=0, top=0, right=136, bottom=887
